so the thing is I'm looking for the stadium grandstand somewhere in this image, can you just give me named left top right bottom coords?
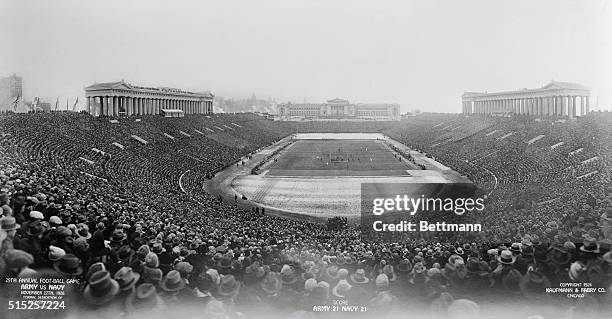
left=0, top=111, right=611, bottom=318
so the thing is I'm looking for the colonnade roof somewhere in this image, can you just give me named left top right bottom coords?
left=462, top=81, right=590, bottom=99
left=84, top=80, right=213, bottom=98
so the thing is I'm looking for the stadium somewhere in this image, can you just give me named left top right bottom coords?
left=1, top=1, right=610, bottom=318
left=1, top=110, right=611, bottom=318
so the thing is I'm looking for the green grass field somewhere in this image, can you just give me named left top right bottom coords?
left=266, top=139, right=412, bottom=176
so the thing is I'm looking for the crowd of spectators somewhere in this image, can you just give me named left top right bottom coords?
left=0, top=112, right=611, bottom=319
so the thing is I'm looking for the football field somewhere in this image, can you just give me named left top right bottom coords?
left=216, top=134, right=467, bottom=219
left=266, top=139, right=414, bottom=176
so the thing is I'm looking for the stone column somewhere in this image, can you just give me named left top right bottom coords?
left=98, top=97, right=103, bottom=116
left=551, top=96, right=556, bottom=115
left=569, top=96, right=576, bottom=117
left=119, top=97, right=124, bottom=116
left=107, top=96, right=114, bottom=116
left=584, top=96, right=590, bottom=114
left=562, top=96, right=568, bottom=116
left=125, top=97, right=131, bottom=116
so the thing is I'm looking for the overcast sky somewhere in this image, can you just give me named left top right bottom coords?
left=1, top=0, right=610, bottom=112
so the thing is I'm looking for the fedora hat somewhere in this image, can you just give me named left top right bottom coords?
left=174, top=261, right=194, bottom=277
left=86, top=262, right=106, bottom=281
left=497, top=250, right=516, bottom=265
left=114, top=267, right=140, bottom=291
left=160, top=270, right=186, bottom=293
left=53, top=254, right=83, bottom=275
left=83, top=270, right=119, bottom=305
left=261, top=272, right=282, bottom=295
left=350, top=268, right=369, bottom=285
left=217, top=274, right=240, bottom=297
left=142, top=266, right=163, bottom=284
left=77, top=224, right=92, bottom=240
left=580, top=237, right=600, bottom=253
left=194, top=272, right=214, bottom=294
left=126, top=283, right=163, bottom=313
left=1, top=216, right=20, bottom=231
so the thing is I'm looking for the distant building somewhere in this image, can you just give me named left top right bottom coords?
left=0, top=74, right=23, bottom=112
left=84, top=80, right=214, bottom=117
left=277, top=98, right=400, bottom=121
left=462, top=81, right=590, bottom=117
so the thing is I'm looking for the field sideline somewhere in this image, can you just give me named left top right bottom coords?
left=266, top=139, right=415, bottom=177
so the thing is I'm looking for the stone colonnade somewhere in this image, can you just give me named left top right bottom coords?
left=84, top=81, right=214, bottom=117
left=86, top=95, right=213, bottom=117
left=461, top=82, right=590, bottom=117
left=462, top=95, right=589, bottom=117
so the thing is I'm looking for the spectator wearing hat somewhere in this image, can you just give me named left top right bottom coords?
left=53, top=254, right=83, bottom=277
left=90, top=222, right=106, bottom=258
left=86, top=262, right=107, bottom=282
left=14, top=219, right=46, bottom=268
left=519, top=265, right=552, bottom=299
left=82, top=270, right=120, bottom=309
left=114, top=266, right=140, bottom=295
left=3, top=248, right=35, bottom=278
left=161, top=269, right=187, bottom=303
left=216, top=274, right=241, bottom=301
left=49, top=225, right=74, bottom=253
left=48, top=216, right=62, bottom=228
left=370, top=274, right=398, bottom=313
left=0, top=216, right=20, bottom=255
left=192, top=271, right=216, bottom=302
left=46, top=245, right=66, bottom=268
left=125, top=283, right=166, bottom=315
left=174, top=261, right=194, bottom=284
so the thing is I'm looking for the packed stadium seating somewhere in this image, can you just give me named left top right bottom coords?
left=0, top=112, right=611, bottom=318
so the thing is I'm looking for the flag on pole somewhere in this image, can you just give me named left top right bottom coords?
left=66, top=98, right=69, bottom=111
left=55, top=97, right=59, bottom=111
left=13, top=94, right=20, bottom=111
left=72, top=97, right=79, bottom=111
